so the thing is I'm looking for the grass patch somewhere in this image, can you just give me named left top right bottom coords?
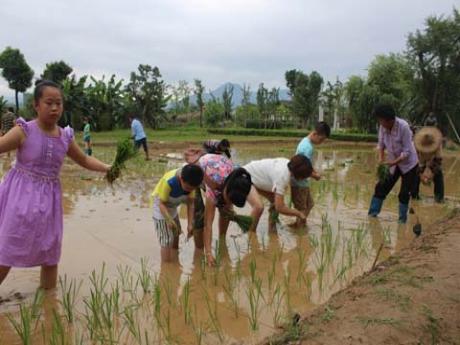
left=375, top=287, right=412, bottom=312
left=267, top=319, right=308, bottom=345
left=208, top=128, right=378, bottom=142
left=369, top=265, right=433, bottom=288
left=421, top=305, right=441, bottom=344
left=321, top=305, right=336, bottom=322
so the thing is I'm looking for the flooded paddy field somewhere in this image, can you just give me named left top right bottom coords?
left=0, top=141, right=459, bottom=345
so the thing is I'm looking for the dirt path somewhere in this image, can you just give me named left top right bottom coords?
left=265, top=209, right=460, bottom=345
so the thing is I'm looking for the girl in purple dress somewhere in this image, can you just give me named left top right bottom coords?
left=0, top=80, right=110, bottom=289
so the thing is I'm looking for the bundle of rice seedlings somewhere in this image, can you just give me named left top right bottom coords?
left=221, top=209, right=254, bottom=233
left=377, top=163, right=390, bottom=184
left=269, top=207, right=280, bottom=224
left=106, top=138, right=137, bottom=184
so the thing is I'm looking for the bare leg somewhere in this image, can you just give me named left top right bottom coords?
left=245, top=186, right=264, bottom=232
left=161, top=247, right=178, bottom=263
left=193, top=230, right=204, bottom=249
left=40, top=265, right=58, bottom=289
left=0, top=266, right=11, bottom=286
left=218, top=210, right=231, bottom=237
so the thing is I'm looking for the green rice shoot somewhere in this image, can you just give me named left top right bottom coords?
left=377, top=164, right=390, bottom=184
left=221, top=209, right=254, bottom=233
left=106, top=138, right=137, bottom=184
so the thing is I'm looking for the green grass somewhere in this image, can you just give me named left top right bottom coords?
left=208, top=128, right=378, bottom=142
left=76, top=126, right=301, bottom=145
left=375, top=287, right=412, bottom=312
left=76, top=126, right=378, bottom=145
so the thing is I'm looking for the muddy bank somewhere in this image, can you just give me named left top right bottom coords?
left=264, top=209, right=460, bottom=345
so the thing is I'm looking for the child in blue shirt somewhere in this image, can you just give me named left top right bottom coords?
left=291, top=121, right=330, bottom=227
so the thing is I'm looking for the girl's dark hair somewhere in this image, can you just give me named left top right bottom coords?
left=34, top=79, right=62, bottom=102
left=373, top=104, right=396, bottom=120
left=181, top=164, right=204, bottom=187
left=219, top=139, right=231, bottom=158
left=218, top=167, right=252, bottom=208
left=288, top=154, right=313, bottom=180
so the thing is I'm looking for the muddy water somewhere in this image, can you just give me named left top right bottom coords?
left=0, top=143, right=459, bottom=344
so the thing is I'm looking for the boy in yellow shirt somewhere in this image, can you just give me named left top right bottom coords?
left=151, top=164, right=204, bottom=262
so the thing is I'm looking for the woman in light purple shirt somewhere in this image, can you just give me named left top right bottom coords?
left=368, top=104, right=419, bottom=223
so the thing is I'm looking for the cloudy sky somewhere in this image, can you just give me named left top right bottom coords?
left=0, top=0, right=457, bottom=97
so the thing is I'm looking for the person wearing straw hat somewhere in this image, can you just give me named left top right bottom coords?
left=413, top=127, right=444, bottom=203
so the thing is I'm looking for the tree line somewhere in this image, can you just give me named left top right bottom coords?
left=0, top=8, right=459, bottom=136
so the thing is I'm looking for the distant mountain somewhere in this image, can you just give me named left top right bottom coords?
left=189, top=82, right=291, bottom=107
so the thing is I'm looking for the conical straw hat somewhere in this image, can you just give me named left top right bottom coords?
left=414, top=127, right=442, bottom=154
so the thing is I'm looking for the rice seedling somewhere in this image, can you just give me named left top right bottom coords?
left=377, top=163, right=390, bottom=184
left=123, top=306, right=142, bottom=344
left=271, top=283, right=285, bottom=328
left=181, top=278, right=192, bottom=324
left=249, top=257, right=257, bottom=285
left=295, top=245, right=307, bottom=287
left=162, top=277, right=175, bottom=307
left=30, top=288, right=44, bottom=321
left=152, top=278, right=162, bottom=321
left=117, top=264, right=132, bottom=291
left=283, top=266, right=292, bottom=314
left=222, top=269, right=239, bottom=318
left=48, top=309, right=66, bottom=345
left=59, top=274, right=82, bottom=323
left=199, top=256, right=207, bottom=282
left=191, top=306, right=205, bottom=345
left=246, top=281, right=261, bottom=331
left=138, top=257, right=152, bottom=294
left=6, top=304, right=32, bottom=345
left=221, top=208, right=254, bottom=233
left=351, top=224, right=369, bottom=260
left=106, top=137, right=137, bottom=184
left=203, top=289, right=224, bottom=343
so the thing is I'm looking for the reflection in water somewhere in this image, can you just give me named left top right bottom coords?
left=0, top=144, right=459, bottom=344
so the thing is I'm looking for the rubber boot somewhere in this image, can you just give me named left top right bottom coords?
left=398, top=203, right=409, bottom=224
left=88, top=148, right=92, bottom=156
left=368, top=196, right=383, bottom=217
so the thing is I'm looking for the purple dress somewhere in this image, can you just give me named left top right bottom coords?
left=0, top=118, right=74, bottom=267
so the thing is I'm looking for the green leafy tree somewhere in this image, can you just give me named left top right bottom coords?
left=322, top=79, right=345, bottom=128
left=171, top=80, right=191, bottom=117
left=235, top=83, right=252, bottom=127
left=344, top=75, right=365, bottom=129
left=222, top=84, right=233, bottom=120
left=407, top=8, right=460, bottom=134
left=285, top=69, right=323, bottom=127
left=194, top=79, right=205, bottom=127
left=0, top=47, right=34, bottom=112
left=126, top=64, right=168, bottom=129
left=367, top=54, right=415, bottom=115
left=41, top=61, right=73, bottom=84
left=256, top=83, right=268, bottom=128
left=61, top=75, right=88, bottom=128
left=86, top=75, right=126, bottom=130
left=204, top=95, right=224, bottom=126
left=0, top=96, right=7, bottom=114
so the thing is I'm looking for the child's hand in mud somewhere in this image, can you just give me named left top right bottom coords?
left=166, top=217, right=178, bottom=233
left=296, top=211, right=306, bottom=221
left=205, top=252, right=216, bottom=266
